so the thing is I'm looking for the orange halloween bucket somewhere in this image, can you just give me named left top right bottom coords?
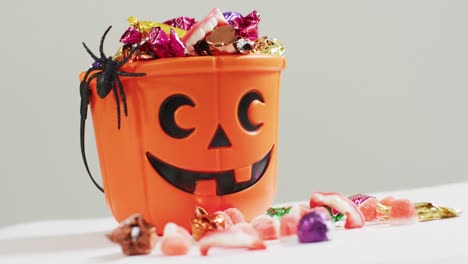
left=80, top=54, right=286, bottom=233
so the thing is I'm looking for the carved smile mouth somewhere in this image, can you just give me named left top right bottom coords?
left=146, top=148, right=272, bottom=196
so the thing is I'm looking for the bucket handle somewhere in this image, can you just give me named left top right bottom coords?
left=80, top=117, right=104, bottom=193
left=80, top=80, right=104, bottom=193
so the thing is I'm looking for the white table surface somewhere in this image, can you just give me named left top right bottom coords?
left=1, top=182, right=467, bottom=264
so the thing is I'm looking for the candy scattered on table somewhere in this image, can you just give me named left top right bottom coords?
left=198, top=222, right=266, bottom=256
left=297, top=210, right=335, bottom=243
left=224, top=207, right=245, bottom=224
left=106, top=191, right=461, bottom=257
left=250, top=214, right=280, bottom=240
left=106, top=214, right=158, bottom=256
left=388, top=198, right=419, bottom=226
left=375, top=198, right=461, bottom=223
left=266, top=206, right=292, bottom=218
left=191, top=206, right=232, bottom=241
left=279, top=213, right=300, bottom=240
left=160, top=222, right=193, bottom=256
left=349, top=193, right=379, bottom=221
left=309, top=192, right=366, bottom=229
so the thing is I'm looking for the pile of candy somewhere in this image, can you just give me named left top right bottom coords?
left=113, top=7, right=284, bottom=63
left=106, top=191, right=461, bottom=257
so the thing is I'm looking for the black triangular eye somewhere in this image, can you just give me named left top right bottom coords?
left=209, top=125, right=232, bottom=148
left=159, top=94, right=195, bottom=138
left=238, top=91, right=264, bottom=132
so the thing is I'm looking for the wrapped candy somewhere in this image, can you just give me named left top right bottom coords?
left=297, top=210, right=335, bottom=243
left=120, top=27, right=142, bottom=45
left=223, top=10, right=260, bottom=40
left=266, top=206, right=292, bottom=218
left=191, top=206, right=232, bottom=241
left=127, top=16, right=187, bottom=38
left=112, top=9, right=284, bottom=62
left=163, top=16, right=197, bottom=31
left=147, top=27, right=186, bottom=58
left=106, top=214, right=158, bottom=256
left=113, top=44, right=155, bottom=63
left=376, top=200, right=461, bottom=222
left=253, top=36, right=285, bottom=56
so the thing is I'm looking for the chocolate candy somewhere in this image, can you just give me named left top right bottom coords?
left=297, top=210, right=334, bottom=243
left=106, top=214, right=158, bottom=256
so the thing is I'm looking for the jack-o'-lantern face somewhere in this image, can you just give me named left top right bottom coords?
left=88, top=56, right=284, bottom=232
left=146, top=90, right=272, bottom=195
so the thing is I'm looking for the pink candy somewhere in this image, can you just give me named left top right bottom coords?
left=279, top=213, right=299, bottom=239
left=389, top=199, right=419, bottom=226
left=224, top=208, right=245, bottom=224
left=250, top=215, right=280, bottom=240
left=160, top=223, right=192, bottom=256
left=310, top=192, right=365, bottom=229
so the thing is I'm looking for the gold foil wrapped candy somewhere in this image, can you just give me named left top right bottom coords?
left=376, top=201, right=461, bottom=222
left=191, top=206, right=231, bottom=241
left=253, top=36, right=285, bottom=56
left=127, top=16, right=187, bottom=38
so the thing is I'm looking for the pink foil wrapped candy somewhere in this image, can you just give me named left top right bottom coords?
left=147, top=27, right=186, bottom=58
left=163, top=16, right=197, bottom=31
left=120, top=27, right=142, bottom=45
left=224, top=10, right=260, bottom=40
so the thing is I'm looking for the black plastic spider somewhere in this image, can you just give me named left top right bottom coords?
left=80, top=25, right=146, bottom=130
left=79, top=25, right=146, bottom=192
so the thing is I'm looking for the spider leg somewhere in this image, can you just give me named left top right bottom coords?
left=115, top=77, right=128, bottom=117
left=82, top=66, right=101, bottom=82
left=82, top=42, right=100, bottom=62
left=80, top=72, right=100, bottom=120
left=117, top=41, right=145, bottom=67
left=117, top=71, right=146, bottom=77
left=100, top=26, right=112, bottom=58
left=112, top=81, right=122, bottom=129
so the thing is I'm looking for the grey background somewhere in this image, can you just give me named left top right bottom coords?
left=1, top=1, right=467, bottom=227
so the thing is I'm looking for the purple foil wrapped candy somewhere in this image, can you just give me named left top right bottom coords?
left=297, top=210, right=335, bottom=243
left=223, top=10, right=260, bottom=40
left=163, top=16, right=197, bottom=31
left=223, top=11, right=243, bottom=23
left=120, top=27, right=142, bottom=45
